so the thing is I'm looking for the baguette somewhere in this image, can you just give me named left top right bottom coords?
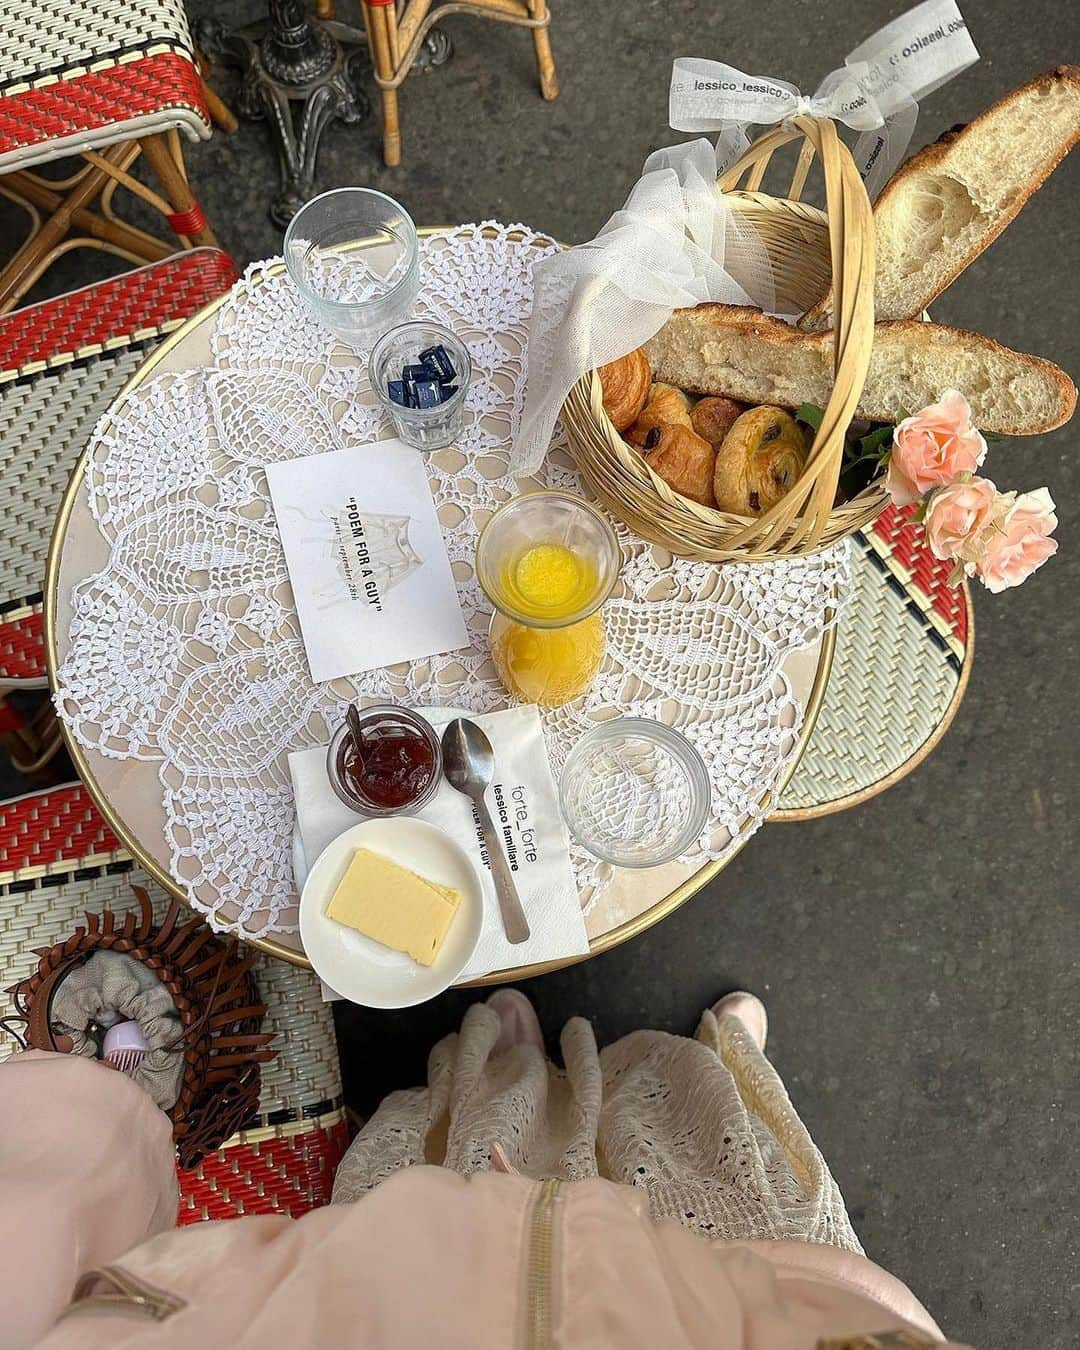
left=801, top=66, right=1080, bottom=330
left=643, top=304, right=1076, bottom=435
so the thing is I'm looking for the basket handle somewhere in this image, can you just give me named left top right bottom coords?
left=718, top=117, right=876, bottom=553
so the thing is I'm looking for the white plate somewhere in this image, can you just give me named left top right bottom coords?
left=298, top=816, right=483, bottom=1008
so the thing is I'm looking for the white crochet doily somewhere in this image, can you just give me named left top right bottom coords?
left=55, top=223, right=849, bottom=940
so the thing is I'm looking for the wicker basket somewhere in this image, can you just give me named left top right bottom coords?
left=4, top=885, right=276, bottom=1167
left=563, top=117, right=884, bottom=562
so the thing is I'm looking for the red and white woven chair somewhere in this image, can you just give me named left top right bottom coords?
left=177, top=949, right=350, bottom=1223
left=0, top=245, right=239, bottom=832
left=0, top=0, right=222, bottom=312
left=776, top=503, right=974, bottom=818
left=0, top=247, right=351, bottom=1220
left=0, top=249, right=243, bottom=782
left=0, top=248, right=237, bottom=692
left=0, top=250, right=237, bottom=835
left=0, top=245, right=235, bottom=779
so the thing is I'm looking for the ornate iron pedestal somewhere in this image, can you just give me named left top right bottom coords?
left=197, top=1, right=452, bottom=226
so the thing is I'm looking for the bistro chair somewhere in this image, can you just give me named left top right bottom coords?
left=0, top=863, right=349, bottom=1219
left=0, top=246, right=239, bottom=871
left=776, top=504, right=974, bottom=819
left=0, top=248, right=240, bottom=783
left=359, top=0, right=558, bottom=166
left=0, top=250, right=350, bottom=1220
left=0, top=247, right=239, bottom=700
left=0, top=0, right=224, bottom=313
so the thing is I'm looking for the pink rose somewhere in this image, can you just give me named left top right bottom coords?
left=976, top=488, right=1059, bottom=593
left=923, top=476, right=998, bottom=563
left=885, top=389, right=988, bottom=506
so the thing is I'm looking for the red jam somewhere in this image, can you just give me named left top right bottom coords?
left=338, top=718, right=436, bottom=809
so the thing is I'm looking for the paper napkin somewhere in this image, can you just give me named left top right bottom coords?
left=288, top=705, right=588, bottom=990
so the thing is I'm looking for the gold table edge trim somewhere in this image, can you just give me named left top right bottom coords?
left=44, top=226, right=835, bottom=978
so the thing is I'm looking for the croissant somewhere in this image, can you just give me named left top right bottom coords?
left=598, top=348, right=651, bottom=431
left=625, top=382, right=693, bottom=446
left=690, top=396, right=745, bottom=450
left=713, top=407, right=808, bottom=515
left=643, top=424, right=716, bottom=507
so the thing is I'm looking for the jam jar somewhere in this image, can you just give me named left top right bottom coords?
left=327, top=704, right=442, bottom=816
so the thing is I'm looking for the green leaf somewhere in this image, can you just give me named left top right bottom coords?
left=982, top=429, right=1007, bottom=443
left=795, top=403, right=824, bottom=432
left=841, top=451, right=883, bottom=470
left=857, top=424, right=895, bottom=458
left=841, top=422, right=894, bottom=473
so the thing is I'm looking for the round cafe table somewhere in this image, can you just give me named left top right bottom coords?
left=45, top=228, right=835, bottom=981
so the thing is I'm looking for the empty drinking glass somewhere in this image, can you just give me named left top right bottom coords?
left=284, top=189, right=419, bottom=349
left=559, top=719, right=712, bottom=866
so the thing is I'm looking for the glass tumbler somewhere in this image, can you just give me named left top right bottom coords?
left=283, top=189, right=419, bottom=349
left=475, top=492, right=621, bottom=708
left=369, top=322, right=472, bottom=452
left=558, top=719, right=712, bottom=866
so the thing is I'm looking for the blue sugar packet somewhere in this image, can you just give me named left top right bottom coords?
left=403, top=362, right=440, bottom=383
left=418, top=344, right=456, bottom=382
left=413, top=378, right=442, bottom=409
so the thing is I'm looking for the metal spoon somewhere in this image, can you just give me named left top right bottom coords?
left=441, top=719, right=531, bottom=945
left=346, top=703, right=365, bottom=755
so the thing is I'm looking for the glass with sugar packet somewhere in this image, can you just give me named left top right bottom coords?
left=369, top=322, right=471, bottom=451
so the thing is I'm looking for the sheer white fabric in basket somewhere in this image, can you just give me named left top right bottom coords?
left=55, top=223, right=849, bottom=940
left=514, top=139, right=777, bottom=475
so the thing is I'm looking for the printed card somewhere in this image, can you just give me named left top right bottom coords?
left=266, top=439, right=468, bottom=683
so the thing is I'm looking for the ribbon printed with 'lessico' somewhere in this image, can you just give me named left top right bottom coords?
left=668, top=0, right=979, bottom=198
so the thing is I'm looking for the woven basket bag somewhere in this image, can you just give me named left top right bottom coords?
left=562, top=117, right=883, bottom=562
left=4, top=886, right=276, bottom=1167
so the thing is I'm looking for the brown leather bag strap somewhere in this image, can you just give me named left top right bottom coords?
left=24, top=959, right=80, bottom=1052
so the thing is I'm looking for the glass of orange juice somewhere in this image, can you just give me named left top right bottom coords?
left=475, top=492, right=621, bottom=707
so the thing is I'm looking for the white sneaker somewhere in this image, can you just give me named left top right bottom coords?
left=710, top=991, right=768, bottom=1051
left=487, top=987, right=545, bottom=1053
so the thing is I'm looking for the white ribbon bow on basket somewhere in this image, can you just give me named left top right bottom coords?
left=669, top=0, right=979, bottom=198
left=512, top=140, right=777, bottom=475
